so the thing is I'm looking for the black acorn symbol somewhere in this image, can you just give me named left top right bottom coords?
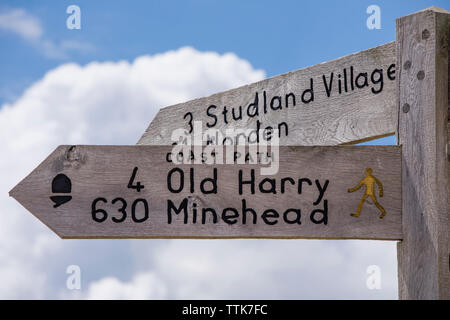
left=50, top=174, right=72, bottom=208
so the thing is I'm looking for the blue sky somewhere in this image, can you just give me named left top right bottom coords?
left=1, top=0, right=447, bottom=105
left=0, top=0, right=447, bottom=299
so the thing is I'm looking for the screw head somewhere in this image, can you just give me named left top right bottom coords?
left=417, top=70, right=425, bottom=80
left=402, top=103, right=410, bottom=113
left=403, top=60, right=411, bottom=70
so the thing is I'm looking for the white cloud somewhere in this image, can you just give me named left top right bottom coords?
left=0, top=8, right=93, bottom=59
left=0, top=47, right=265, bottom=299
left=87, top=239, right=397, bottom=300
left=0, top=261, right=47, bottom=299
left=0, top=46, right=398, bottom=300
left=0, top=8, right=42, bottom=41
left=86, top=273, right=168, bottom=299
left=40, top=39, right=95, bottom=59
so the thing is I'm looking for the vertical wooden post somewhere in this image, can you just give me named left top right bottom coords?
left=397, top=7, right=450, bottom=299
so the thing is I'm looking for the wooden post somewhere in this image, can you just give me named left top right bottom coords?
left=396, top=7, right=450, bottom=299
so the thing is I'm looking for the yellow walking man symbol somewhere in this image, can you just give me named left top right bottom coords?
left=347, top=168, right=386, bottom=219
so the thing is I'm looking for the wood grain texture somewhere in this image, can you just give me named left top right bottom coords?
left=396, top=7, right=450, bottom=300
left=137, top=42, right=397, bottom=146
left=10, top=145, right=402, bottom=240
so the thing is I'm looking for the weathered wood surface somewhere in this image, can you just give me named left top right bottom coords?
left=396, top=7, right=450, bottom=300
left=138, top=42, right=397, bottom=146
left=10, top=145, right=402, bottom=240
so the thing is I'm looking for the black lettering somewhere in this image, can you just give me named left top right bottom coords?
left=263, top=91, right=267, bottom=113
left=371, top=68, right=383, bottom=94
left=298, top=178, right=312, bottom=194
left=270, top=96, right=282, bottom=111
left=111, top=197, right=127, bottom=223
left=259, top=177, right=277, bottom=194
left=232, top=106, right=243, bottom=121
left=350, top=66, right=355, bottom=90
left=285, top=92, right=296, bottom=108
left=222, top=208, right=239, bottom=225
left=91, top=197, right=107, bottom=222
left=283, top=208, right=301, bottom=225
left=167, top=198, right=188, bottom=224
left=167, top=168, right=184, bottom=193
left=235, top=132, right=247, bottom=146
left=338, top=73, right=342, bottom=94
left=262, top=209, right=279, bottom=225
left=242, top=199, right=257, bottom=224
left=131, top=198, right=149, bottom=223
left=192, top=202, right=197, bottom=224
left=322, top=73, right=333, bottom=97
left=278, top=122, right=288, bottom=137
left=222, top=106, right=229, bottom=124
left=281, top=177, right=295, bottom=193
left=301, top=78, right=314, bottom=103
left=343, top=68, right=348, bottom=92
left=206, top=105, right=217, bottom=128
left=200, top=168, right=217, bottom=194
left=256, top=119, right=261, bottom=143
left=127, top=167, right=144, bottom=192
left=202, top=208, right=218, bottom=224
left=247, top=92, right=259, bottom=117
left=310, top=200, right=328, bottom=225
left=263, top=126, right=273, bottom=141
left=355, top=72, right=368, bottom=88
left=387, top=63, right=396, bottom=81
left=239, top=169, right=255, bottom=195
left=190, top=168, right=194, bottom=193
left=314, top=179, right=329, bottom=205
left=183, top=112, right=193, bottom=134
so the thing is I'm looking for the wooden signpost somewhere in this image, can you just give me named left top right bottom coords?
left=9, top=145, right=402, bottom=239
left=138, top=42, right=397, bottom=146
left=9, top=7, right=449, bottom=299
left=395, top=7, right=449, bottom=300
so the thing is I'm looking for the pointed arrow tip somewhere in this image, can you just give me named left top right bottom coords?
left=9, top=180, right=25, bottom=200
left=9, top=185, right=18, bottom=198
